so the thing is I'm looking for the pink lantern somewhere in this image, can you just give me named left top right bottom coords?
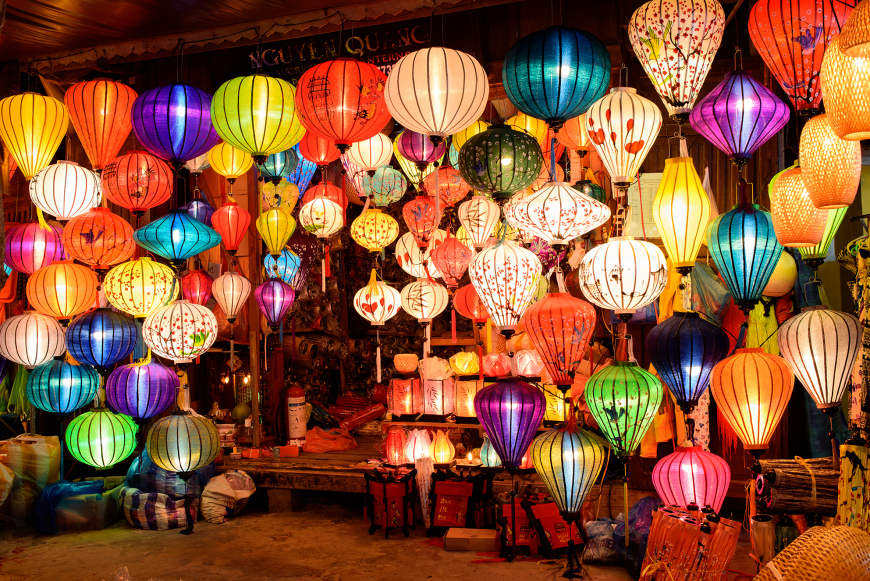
left=5, top=222, right=68, bottom=274
left=429, top=233, right=474, bottom=288
left=515, top=349, right=545, bottom=377
left=652, top=446, right=730, bottom=512
left=423, top=167, right=470, bottom=207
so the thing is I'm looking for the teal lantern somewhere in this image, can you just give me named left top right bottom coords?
left=458, top=124, right=543, bottom=199
left=263, top=248, right=301, bottom=285
left=363, top=166, right=407, bottom=207
left=572, top=180, right=606, bottom=204
left=26, top=356, right=100, bottom=415
left=480, top=437, right=501, bottom=467
left=259, top=149, right=298, bottom=185
left=134, top=210, right=222, bottom=269
left=65, top=407, right=138, bottom=469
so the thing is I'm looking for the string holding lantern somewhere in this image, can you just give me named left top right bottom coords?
left=258, top=149, right=298, bottom=185
left=134, top=210, right=222, bottom=270
left=509, top=182, right=610, bottom=246
left=66, top=308, right=138, bottom=376
left=798, top=114, right=861, bottom=209
left=820, top=36, right=870, bottom=141
left=363, top=166, right=407, bottom=207
left=103, top=257, right=179, bottom=318
left=350, top=209, right=400, bottom=254
left=142, top=300, right=218, bottom=368
left=29, top=162, right=101, bottom=221
left=768, top=164, right=827, bottom=248
left=256, top=207, right=296, bottom=258
left=458, top=124, right=543, bottom=199
left=101, top=151, right=173, bottom=219
left=181, top=269, right=214, bottom=306
left=26, top=261, right=98, bottom=325
left=64, top=79, right=137, bottom=171
left=423, top=167, right=470, bottom=208
left=0, top=93, right=68, bottom=179
left=5, top=222, right=68, bottom=275
left=652, top=447, right=730, bottom=512
left=0, top=312, right=66, bottom=368
left=457, top=195, right=501, bottom=250
left=255, top=279, right=296, bottom=333
left=402, top=196, right=439, bottom=248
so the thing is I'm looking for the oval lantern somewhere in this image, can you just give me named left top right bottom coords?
left=652, top=446, right=730, bottom=512
left=66, top=407, right=137, bottom=469
left=474, top=378, right=546, bottom=469
left=469, top=238, right=542, bottom=332
left=143, top=300, right=218, bottom=365
left=255, top=279, right=295, bottom=332
left=104, top=257, right=179, bottom=318
left=653, top=156, right=711, bottom=272
left=798, top=114, right=861, bottom=209
left=134, top=210, right=222, bottom=267
left=350, top=208, right=400, bottom=252
left=799, top=207, right=849, bottom=269
left=5, top=222, right=68, bottom=274
left=430, top=233, right=474, bottom=288
left=29, top=162, right=100, bottom=220
left=510, top=182, right=610, bottom=246
left=405, top=429, right=432, bottom=461
left=299, top=198, right=344, bottom=238
left=454, top=283, right=491, bottom=325
left=0, top=93, right=68, bottom=179
left=26, top=261, right=99, bottom=323
left=423, top=167, right=470, bottom=207
left=353, top=270, right=401, bottom=326
left=820, top=37, right=870, bottom=141
left=212, top=201, right=251, bottom=256
left=0, top=312, right=66, bottom=368
left=457, top=195, right=501, bottom=249
left=63, top=207, right=135, bottom=273
left=264, top=249, right=301, bottom=285
left=458, top=124, right=543, bottom=199
left=768, top=165, right=826, bottom=248
left=288, top=143, right=317, bottom=192
left=208, top=142, right=254, bottom=183
left=397, top=130, right=446, bottom=173
left=452, top=120, right=489, bottom=152
left=185, top=197, right=214, bottom=227
left=106, top=359, right=179, bottom=419
left=298, top=131, right=340, bottom=167
left=302, top=182, right=348, bottom=213
left=181, top=269, right=213, bottom=306
left=402, top=195, right=439, bottom=248
left=764, top=251, right=798, bottom=297
left=66, top=308, right=138, bottom=374
left=258, top=149, right=298, bottom=185
left=26, top=357, right=100, bottom=414
left=400, top=279, right=449, bottom=322
left=578, top=238, right=667, bottom=314
left=64, top=79, right=137, bottom=170
left=364, top=166, right=407, bottom=207
left=347, top=133, right=392, bottom=172
left=395, top=231, right=444, bottom=279
left=212, top=272, right=251, bottom=325
left=101, top=151, right=173, bottom=216
left=523, top=293, right=595, bottom=389
left=531, top=428, right=605, bottom=522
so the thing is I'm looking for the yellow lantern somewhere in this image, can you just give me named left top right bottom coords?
left=26, top=261, right=99, bottom=324
left=452, top=120, right=490, bottom=151
left=350, top=208, right=399, bottom=252
left=652, top=155, right=711, bottom=273
left=429, top=430, right=456, bottom=463
left=507, top=113, right=547, bottom=145
left=798, top=114, right=861, bottom=209
left=820, top=37, right=870, bottom=141
left=0, top=93, right=69, bottom=179
left=104, top=257, right=179, bottom=318
left=208, top=143, right=254, bottom=183
left=260, top=180, right=301, bottom=213
left=256, top=207, right=296, bottom=258
left=541, top=384, right=567, bottom=424
left=763, top=252, right=797, bottom=298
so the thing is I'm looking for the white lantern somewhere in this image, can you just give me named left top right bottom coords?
left=405, top=429, right=432, bottom=460
left=353, top=271, right=401, bottom=326
left=777, top=306, right=861, bottom=411
left=29, top=161, right=101, bottom=220
left=184, top=153, right=210, bottom=174
left=143, top=300, right=218, bottom=365
left=469, top=238, right=542, bottom=331
left=212, top=271, right=251, bottom=324
left=346, top=134, right=392, bottom=171
left=509, top=182, right=611, bottom=245
left=400, top=279, right=449, bottom=322
left=503, top=190, right=538, bottom=244
left=385, top=48, right=490, bottom=142
left=578, top=237, right=667, bottom=313
left=395, top=231, right=444, bottom=279
left=0, top=312, right=66, bottom=368
left=587, top=87, right=662, bottom=188
left=457, top=195, right=501, bottom=249
left=298, top=197, right=344, bottom=238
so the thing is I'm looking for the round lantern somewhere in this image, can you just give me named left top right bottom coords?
left=134, top=210, right=222, bottom=267
left=530, top=428, right=606, bottom=521
left=256, top=207, right=296, bottom=258
left=5, top=222, right=67, bottom=274
left=474, top=378, right=546, bottom=469
left=147, top=412, right=220, bottom=496
left=64, top=79, right=137, bottom=170
left=143, top=300, right=218, bottom=365
left=557, top=114, right=591, bottom=152
left=777, top=307, right=861, bottom=411
left=397, top=130, right=446, bottom=172
left=429, top=430, right=456, bottom=463
left=353, top=270, right=401, bottom=326
left=405, top=429, right=432, bottom=461
left=469, top=238, right=542, bottom=332
left=799, top=207, right=849, bottom=268
left=457, top=195, right=501, bottom=249
left=430, top=233, right=474, bottom=288
left=508, top=113, right=548, bottom=145
left=572, top=179, right=606, bottom=203
left=208, top=143, right=254, bottom=183
left=29, top=162, right=100, bottom=220
left=821, top=37, right=870, bottom=140
left=400, top=279, right=449, bottom=322
left=480, top=437, right=501, bottom=467
left=258, top=149, right=298, bottom=185
left=458, top=124, right=543, bottom=199
left=578, top=238, right=667, bottom=314
left=748, top=0, right=854, bottom=116
left=364, top=166, right=407, bottom=207
left=288, top=143, right=317, bottom=192
left=26, top=261, right=99, bottom=323
left=652, top=156, right=711, bottom=272
left=131, top=84, right=220, bottom=166
left=347, top=133, right=392, bottom=172
left=212, top=75, right=304, bottom=162
left=710, top=348, right=794, bottom=453
left=628, top=0, right=725, bottom=121
left=423, top=167, right=470, bottom=207
left=0, top=93, right=68, bottom=179
left=402, top=196, right=439, bottom=248
left=646, top=312, right=730, bottom=413
left=295, top=59, right=390, bottom=152
left=264, top=249, right=301, bottom=285
left=585, top=361, right=663, bottom=456
left=298, top=131, right=340, bottom=167
left=66, top=407, right=137, bottom=469
left=350, top=208, right=399, bottom=252
left=394, top=142, right=438, bottom=187
left=798, top=114, right=861, bottom=209
left=211, top=200, right=251, bottom=256
left=769, top=165, right=826, bottom=248
left=652, top=447, right=730, bottom=511
left=302, top=182, right=348, bottom=213
left=66, top=308, right=138, bottom=374
left=0, top=312, right=66, bottom=368
left=503, top=26, right=610, bottom=130
left=106, top=359, right=179, bottom=419
left=185, top=197, right=214, bottom=226
left=523, top=293, right=596, bottom=388
left=101, top=151, right=172, bottom=216
left=384, top=428, right=407, bottom=465
left=385, top=48, right=489, bottom=142
left=104, top=257, right=179, bottom=318
left=212, top=272, right=251, bottom=324
left=510, top=182, right=610, bottom=246
left=298, top=198, right=344, bottom=238
left=63, top=207, right=135, bottom=273
left=26, top=357, right=100, bottom=414
left=452, top=120, right=489, bottom=151
left=454, top=284, right=491, bottom=324
left=764, top=252, right=797, bottom=297
left=395, top=231, right=444, bottom=279
left=255, top=279, right=295, bottom=332
left=181, top=270, right=213, bottom=306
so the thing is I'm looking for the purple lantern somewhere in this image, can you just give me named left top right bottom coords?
left=185, top=198, right=215, bottom=226
left=106, top=359, right=179, bottom=419
left=689, top=70, right=789, bottom=169
left=255, top=279, right=296, bottom=331
left=397, top=130, right=446, bottom=170
left=529, top=237, right=567, bottom=274
left=131, top=84, right=221, bottom=168
left=474, top=378, right=546, bottom=470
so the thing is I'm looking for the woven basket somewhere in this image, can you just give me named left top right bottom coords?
left=754, top=526, right=870, bottom=581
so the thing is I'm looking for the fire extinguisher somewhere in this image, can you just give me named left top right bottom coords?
left=285, top=386, right=307, bottom=446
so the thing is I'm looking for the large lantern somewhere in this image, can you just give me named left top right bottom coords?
left=0, top=312, right=66, bottom=368
left=26, top=357, right=100, bottom=414
left=143, top=300, right=218, bottom=365
left=0, top=93, right=68, bottom=179
left=63, top=207, right=135, bottom=273
left=134, top=210, right=222, bottom=268
left=768, top=165, right=827, bottom=248
left=578, top=238, right=667, bottom=314
left=458, top=124, right=543, bottom=199
left=64, top=79, right=137, bottom=170
left=364, top=166, right=407, bottom=207
left=652, top=447, right=730, bottom=511
left=710, top=348, right=793, bottom=454
left=509, top=182, right=610, bottom=246
left=689, top=70, right=789, bottom=168
left=799, top=206, right=849, bottom=268
left=777, top=307, right=861, bottom=411
left=26, top=261, right=99, bottom=323
left=385, top=48, right=489, bottom=142
left=106, top=359, right=179, bottom=419
left=211, top=75, right=304, bottom=162
left=66, top=308, right=138, bottom=374
left=256, top=208, right=296, bottom=258
left=101, top=151, right=173, bottom=216
left=255, top=279, right=295, bottom=332
left=29, top=162, right=100, bottom=221
left=264, top=249, right=301, bottom=285
left=430, top=233, right=474, bottom=288
left=104, top=257, right=179, bottom=318
left=353, top=270, right=401, bottom=326
left=347, top=133, right=392, bottom=172
left=457, top=195, right=501, bottom=249
left=840, top=0, right=870, bottom=57
left=469, top=238, right=542, bottom=332
left=402, top=196, right=439, bottom=248
left=798, top=114, right=861, bottom=209
left=258, top=149, right=298, bottom=185
left=474, top=378, right=546, bottom=469
left=211, top=200, right=251, bottom=256
left=652, top=156, right=711, bottom=272
left=350, top=208, right=399, bottom=253
left=212, top=272, right=251, bottom=325
left=628, top=0, right=725, bottom=121
left=298, top=131, right=340, bottom=168
left=646, top=312, right=729, bottom=413
left=66, top=407, right=137, bottom=469
left=5, top=222, right=67, bottom=274
left=181, top=270, right=213, bottom=306
left=423, top=167, right=470, bottom=207
left=298, top=198, right=344, bottom=238
left=748, top=0, right=855, bottom=116
left=208, top=143, right=254, bottom=183
left=147, top=412, right=219, bottom=474
left=400, top=279, right=449, bottom=322
left=820, top=37, right=870, bottom=140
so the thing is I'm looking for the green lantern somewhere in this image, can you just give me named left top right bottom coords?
left=584, top=361, right=662, bottom=457
left=572, top=179, right=606, bottom=204
left=458, top=124, right=543, bottom=199
left=798, top=206, right=848, bottom=270
left=65, top=407, right=137, bottom=469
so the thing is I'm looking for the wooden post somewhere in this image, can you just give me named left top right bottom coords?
left=246, top=171, right=261, bottom=448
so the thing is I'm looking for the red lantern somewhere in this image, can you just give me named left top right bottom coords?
left=522, top=293, right=596, bottom=389
left=385, top=427, right=407, bottom=465
left=294, top=59, right=391, bottom=152
left=62, top=207, right=135, bottom=274
left=454, top=284, right=490, bottom=324
left=430, top=233, right=473, bottom=288
left=423, top=167, right=471, bottom=207
left=402, top=195, right=439, bottom=248
left=64, top=80, right=138, bottom=171
left=101, top=151, right=173, bottom=216
left=212, top=201, right=251, bottom=256
left=652, top=446, right=730, bottom=512
left=298, top=131, right=340, bottom=168
left=182, top=269, right=214, bottom=306
left=302, top=182, right=348, bottom=210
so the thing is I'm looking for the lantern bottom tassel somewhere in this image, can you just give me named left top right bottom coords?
left=451, top=308, right=457, bottom=343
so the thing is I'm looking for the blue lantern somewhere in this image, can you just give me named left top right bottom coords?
left=502, top=26, right=611, bottom=130
left=480, top=437, right=501, bottom=467
left=185, top=198, right=215, bottom=226
left=646, top=312, right=730, bottom=413
left=259, top=149, right=299, bottom=185
left=474, top=378, right=546, bottom=470
left=26, top=357, right=100, bottom=414
left=106, top=359, right=179, bottom=419
left=263, top=248, right=301, bottom=285
left=287, top=144, right=316, bottom=193
left=134, top=210, right=222, bottom=268
left=66, top=308, right=138, bottom=375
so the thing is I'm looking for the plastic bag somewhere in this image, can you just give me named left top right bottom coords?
left=32, top=479, right=104, bottom=535
left=449, top=351, right=479, bottom=375
left=691, top=263, right=731, bottom=324
left=125, top=448, right=214, bottom=500
left=200, top=470, right=255, bottom=524
left=614, top=495, right=660, bottom=577
left=120, top=486, right=199, bottom=530
left=302, top=427, right=357, bottom=453
left=0, top=435, right=61, bottom=527
left=584, top=517, right=619, bottom=562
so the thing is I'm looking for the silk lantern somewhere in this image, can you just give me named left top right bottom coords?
left=573, top=179, right=606, bottom=203
left=258, top=149, right=298, bottom=185
left=481, top=437, right=501, bottom=467
left=211, top=200, right=251, bottom=255
left=423, top=167, right=470, bottom=207
left=353, top=270, right=401, bottom=326
left=798, top=114, right=861, bottom=209
left=689, top=70, right=790, bottom=168
left=385, top=48, right=489, bottom=143
left=255, top=279, right=295, bottom=332
left=106, top=359, right=179, bottom=419
left=212, top=272, right=251, bottom=324
left=768, top=165, right=826, bottom=248
left=288, top=143, right=317, bottom=193
left=66, top=407, right=137, bottom=469
left=799, top=207, right=848, bottom=269
left=347, top=133, right=392, bottom=172
left=748, top=0, right=854, bottom=116
left=452, top=120, right=489, bottom=151
left=397, top=130, right=447, bottom=172
left=628, top=0, right=725, bottom=121
left=260, top=180, right=300, bottom=213
left=181, top=270, right=213, bottom=306
left=509, top=182, right=610, bottom=246
left=298, top=131, right=340, bottom=168
left=185, top=153, right=209, bottom=174
left=350, top=209, right=399, bottom=252
left=458, top=124, right=543, bottom=199
left=507, top=113, right=548, bottom=145
left=256, top=207, right=296, bottom=257
left=384, top=428, right=407, bottom=465
left=208, top=143, right=254, bottom=184
left=430, top=233, right=473, bottom=288
left=302, top=182, right=348, bottom=214
left=26, top=261, right=99, bottom=323
left=66, top=308, right=138, bottom=374
left=26, top=357, right=100, bottom=414
left=710, top=348, right=793, bottom=454
left=394, top=140, right=438, bottom=187
left=364, top=166, right=407, bottom=207
left=212, top=75, right=305, bottom=162
left=557, top=114, right=591, bottom=153
left=542, top=385, right=567, bottom=424
left=585, top=361, right=663, bottom=456
left=821, top=37, right=870, bottom=140
left=653, top=155, right=711, bottom=272
left=187, top=197, right=215, bottom=227
left=29, top=162, right=100, bottom=220
left=64, top=79, right=137, bottom=170
left=647, top=312, right=730, bottom=413
left=143, top=300, right=218, bottom=365
left=457, top=195, right=501, bottom=249
left=0, top=93, right=68, bottom=179
left=402, top=196, right=439, bottom=247
left=764, top=252, right=798, bottom=297
left=400, top=279, right=449, bottom=322
left=777, top=307, right=861, bottom=411
left=430, top=430, right=456, bottom=463
left=0, top=312, right=66, bottom=368
left=134, top=210, right=222, bottom=267
left=5, top=222, right=67, bottom=274
left=264, top=249, right=301, bottom=285
left=395, top=230, right=444, bottom=279
left=578, top=238, right=667, bottom=314
left=523, top=293, right=596, bottom=389
left=62, top=207, right=135, bottom=274
left=298, top=197, right=344, bottom=238
left=101, top=151, right=173, bottom=217
left=474, top=378, right=546, bottom=469
left=104, top=257, right=179, bottom=318
left=652, top=447, right=730, bottom=511
left=454, top=284, right=491, bottom=324
left=470, top=238, right=542, bottom=332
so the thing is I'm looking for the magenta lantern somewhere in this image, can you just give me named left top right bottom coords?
left=181, top=269, right=214, bottom=306
left=255, top=279, right=296, bottom=332
left=652, top=446, right=730, bottom=512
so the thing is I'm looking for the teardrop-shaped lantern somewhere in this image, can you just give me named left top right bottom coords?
left=423, top=167, right=470, bottom=207
left=143, top=300, right=218, bottom=365
left=181, top=269, right=214, bottom=306
left=430, top=233, right=474, bottom=288
left=652, top=446, right=730, bottom=511
left=578, top=237, right=667, bottom=314
left=353, top=270, right=401, bottom=326
left=394, top=231, right=444, bottom=279
left=457, top=195, right=501, bottom=249
left=350, top=208, right=400, bottom=252
left=400, top=279, right=449, bottom=322
left=298, top=198, right=344, bottom=238
left=768, top=165, right=827, bottom=248
left=104, top=257, right=179, bottom=318
left=0, top=93, right=68, bottom=178
left=26, top=357, right=100, bottom=414
left=474, top=378, right=546, bottom=469
left=62, top=207, right=135, bottom=274
left=212, top=272, right=251, bottom=324
left=402, top=195, right=439, bottom=247
left=256, top=207, right=296, bottom=258
left=134, top=210, right=222, bottom=268
left=820, top=36, right=870, bottom=141
left=255, top=279, right=296, bottom=332
left=652, top=156, right=711, bottom=272
left=64, top=79, right=137, bottom=170
left=798, top=113, right=861, bottom=209
left=29, top=162, right=101, bottom=221
left=211, top=200, right=251, bottom=256
left=510, top=182, right=610, bottom=246
left=106, top=359, right=179, bottom=419
left=102, top=151, right=173, bottom=216
left=26, top=261, right=99, bottom=323
left=66, top=308, right=138, bottom=374
left=469, top=238, right=542, bottom=332
left=5, top=222, right=68, bottom=274
left=458, top=124, right=543, bottom=199
left=0, top=312, right=67, bottom=368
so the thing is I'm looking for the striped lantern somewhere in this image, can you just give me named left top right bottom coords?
left=106, top=359, right=179, bottom=419
left=799, top=207, right=849, bottom=267
left=397, top=130, right=446, bottom=171
left=101, top=151, right=173, bottom=216
left=298, top=197, right=344, bottom=239
left=469, top=238, right=542, bottom=331
left=62, top=207, right=135, bottom=272
left=66, top=408, right=137, bottom=469
left=423, top=167, right=470, bottom=207
left=578, top=237, right=667, bottom=314
left=430, top=233, right=474, bottom=288
left=64, top=79, right=137, bottom=170
left=66, top=308, right=138, bottom=374
left=212, top=272, right=251, bottom=325
left=453, top=284, right=490, bottom=324
left=264, top=249, right=301, bottom=285
left=255, top=207, right=296, bottom=257
left=0, top=312, right=66, bottom=368
left=652, top=155, right=711, bottom=272
left=298, top=131, right=340, bottom=167
left=523, top=293, right=596, bottom=388
left=258, top=149, right=298, bottom=185
left=26, top=357, right=100, bottom=414
left=353, top=270, right=401, bottom=326
left=134, top=210, right=222, bottom=267
left=255, top=279, right=296, bottom=332
left=211, top=200, right=251, bottom=256
left=26, top=261, right=99, bottom=323
left=104, top=257, right=179, bottom=318
left=347, top=133, right=392, bottom=171
left=400, top=279, right=449, bottom=322
left=652, top=446, right=730, bottom=512
left=0, top=93, right=68, bottom=179
left=5, top=222, right=68, bottom=275
left=181, top=269, right=214, bottom=306
left=474, top=378, right=546, bottom=469
left=457, top=195, right=501, bottom=249
left=147, top=412, right=220, bottom=483
left=29, top=162, right=101, bottom=220
left=288, top=143, right=317, bottom=193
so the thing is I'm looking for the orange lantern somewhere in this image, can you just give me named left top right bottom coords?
left=64, top=79, right=138, bottom=170
left=62, top=207, right=136, bottom=274
left=212, top=201, right=251, bottom=256
left=556, top=114, right=590, bottom=153
left=799, top=114, right=861, bottom=209
left=26, top=261, right=99, bottom=324
left=820, top=36, right=870, bottom=141
left=298, top=131, right=340, bottom=168
left=422, top=167, right=470, bottom=207
left=769, top=164, right=827, bottom=248
left=101, top=151, right=173, bottom=217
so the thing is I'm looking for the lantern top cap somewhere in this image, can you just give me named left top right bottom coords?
left=664, top=157, right=694, bottom=165
left=56, top=160, right=78, bottom=166
left=735, top=347, right=765, bottom=354
left=608, top=360, right=640, bottom=368
left=800, top=305, right=828, bottom=313
left=610, top=236, right=635, bottom=242
left=609, top=87, right=637, bottom=94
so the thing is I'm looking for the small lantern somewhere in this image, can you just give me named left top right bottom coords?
left=430, top=430, right=456, bottom=464
left=474, top=378, right=546, bottom=469
left=66, top=407, right=138, bottom=469
left=212, top=201, right=251, bottom=256
left=298, top=198, right=344, bottom=238
left=288, top=144, right=317, bottom=193
left=212, top=272, right=251, bottom=325
left=258, top=149, right=298, bottom=185
left=364, top=166, right=407, bottom=207
left=26, top=357, right=100, bottom=414
left=395, top=231, right=444, bottom=279
left=264, top=249, right=301, bottom=285
left=455, top=376, right=483, bottom=423
left=389, top=377, right=422, bottom=418
left=423, top=167, right=470, bottom=207
left=422, top=377, right=456, bottom=420
left=181, top=270, right=214, bottom=306
left=402, top=195, right=439, bottom=248
left=256, top=207, right=296, bottom=258
left=404, top=429, right=432, bottom=461
left=400, top=279, right=449, bottom=323
left=142, top=300, right=218, bottom=366
left=397, top=130, right=447, bottom=172
left=799, top=207, right=849, bottom=269
left=255, top=279, right=296, bottom=332
left=347, top=133, right=392, bottom=172
left=430, top=233, right=473, bottom=288
left=384, top=428, right=407, bottom=465
left=101, top=151, right=173, bottom=216
left=515, top=350, right=545, bottom=377
left=29, top=162, right=100, bottom=221
left=106, top=359, right=179, bottom=420
left=457, top=195, right=501, bottom=250
left=454, top=284, right=491, bottom=324
left=208, top=142, right=254, bottom=183
left=353, top=270, right=400, bottom=326
left=350, top=209, right=400, bottom=253
left=0, top=312, right=66, bottom=368
left=63, top=208, right=135, bottom=273
left=480, top=437, right=501, bottom=467
left=66, top=308, right=138, bottom=375
left=652, top=446, right=730, bottom=512
left=298, top=131, right=340, bottom=167
left=26, top=261, right=99, bottom=323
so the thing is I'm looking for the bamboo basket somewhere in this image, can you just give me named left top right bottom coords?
left=753, top=525, right=870, bottom=581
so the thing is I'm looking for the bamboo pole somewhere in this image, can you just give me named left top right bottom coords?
left=246, top=170, right=261, bottom=448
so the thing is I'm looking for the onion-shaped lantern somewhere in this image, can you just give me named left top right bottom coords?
left=397, top=130, right=446, bottom=172
left=764, top=251, right=798, bottom=297
left=63, top=208, right=135, bottom=274
left=106, top=359, right=179, bottom=419
left=350, top=208, right=399, bottom=252
left=799, top=114, right=861, bottom=209
left=298, top=131, right=340, bottom=167
left=423, top=167, right=470, bottom=207
left=652, top=156, right=711, bottom=272
left=66, top=308, right=138, bottom=374
left=457, top=195, right=501, bottom=249
left=652, top=447, right=730, bottom=512
left=134, top=210, right=222, bottom=268
left=104, top=257, right=179, bottom=318
left=26, top=261, right=99, bottom=323
left=29, top=162, right=100, bottom=220
left=364, top=166, right=407, bottom=207
left=255, top=279, right=295, bottom=332
left=430, top=430, right=456, bottom=463
left=256, top=207, right=296, bottom=258
left=143, top=300, right=218, bottom=365
left=5, top=222, right=67, bottom=275
left=347, top=133, right=392, bottom=172
left=264, top=249, right=301, bottom=285
left=26, top=357, right=100, bottom=414
left=458, top=124, right=543, bottom=199
left=212, top=272, right=251, bottom=325
left=66, top=407, right=137, bottom=469
left=211, top=201, right=251, bottom=256
left=395, top=231, right=444, bottom=279
left=799, top=207, right=849, bottom=269
left=430, top=233, right=474, bottom=288
left=510, top=182, right=610, bottom=246
left=469, top=238, right=542, bottom=332
left=454, top=284, right=491, bottom=324
left=578, top=238, right=667, bottom=314
left=101, top=151, right=173, bottom=216
left=258, top=149, right=298, bottom=185
left=820, top=37, right=870, bottom=141
left=208, top=143, right=254, bottom=183
left=402, top=195, right=439, bottom=248
left=452, top=120, right=489, bottom=152
left=474, top=378, right=546, bottom=469
left=181, top=269, right=213, bottom=306
left=64, top=79, right=137, bottom=170
left=299, top=198, right=344, bottom=238
left=400, top=279, right=449, bottom=322
left=405, top=429, right=431, bottom=461
left=0, top=312, right=66, bottom=368
left=185, top=153, right=209, bottom=175
left=769, top=165, right=827, bottom=248
left=260, top=180, right=300, bottom=213
left=354, top=270, right=401, bottom=326
left=0, top=93, right=68, bottom=179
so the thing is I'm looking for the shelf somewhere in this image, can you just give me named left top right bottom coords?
left=380, top=421, right=482, bottom=432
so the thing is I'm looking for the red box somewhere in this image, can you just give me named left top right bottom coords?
left=530, top=503, right=583, bottom=550
left=501, top=503, right=534, bottom=547
left=433, top=481, right=474, bottom=527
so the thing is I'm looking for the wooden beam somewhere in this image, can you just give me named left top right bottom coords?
left=246, top=171, right=262, bottom=448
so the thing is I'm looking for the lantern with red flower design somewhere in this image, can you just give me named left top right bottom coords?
left=403, top=195, right=439, bottom=248
left=181, top=270, right=214, bottom=306
left=429, top=233, right=474, bottom=288
left=423, top=167, right=470, bottom=207
left=101, top=151, right=173, bottom=217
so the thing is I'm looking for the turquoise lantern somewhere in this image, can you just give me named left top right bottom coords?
left=26, top=356, right=100, bottom=415
left=259, top=149, right=299, bottom=185
left=263, top=248, right=301, bottom=285
left=134, top=210, right=222, bottom=269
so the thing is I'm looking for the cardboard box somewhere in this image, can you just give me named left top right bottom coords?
left=444, top=528, right=500, bottom=551
left=272, top=445, right=299, bottom=458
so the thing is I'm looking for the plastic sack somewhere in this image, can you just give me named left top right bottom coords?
left=125, top=448, right=214, bottom=500
left=482, top=353, right=511, bottom=377
left=302, top=427, right=357, bottom=453
left=0, top=435, right=61, bottom=527
left=54, top=477, right=125, bottom=532
left=515, top=350, right=544, bottom=376
left=691, top=262, right=731, bottom=324
left=614, top=495, right=660, bottom=577
left=120, top=486, right=199, bottom=530
left=608, top=303, right=658, bottom=325
left=0, top=462, right=13, bottom=507
left=584, top=517, right=619, bottom=562
left=32, top=479, right=104, bottom=535
left=200, top=470, right=256, bottom=524
left=449, top=351, right=479, bottom=375
left=419, top=356, right=453, bottom=379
